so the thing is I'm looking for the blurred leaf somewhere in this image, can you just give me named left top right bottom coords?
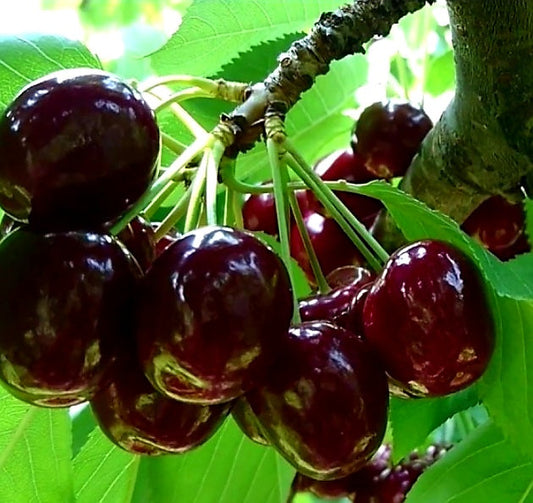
left=425, top=50, right=454, bottom=96
left=73, top=427, right=140, bottom=503
left=150, top=0, right=346, bottom=77
left=0, top=389, right=73, bottom=503
left=406, top=422, right=533, bottom=503
left=79, top=0, right=169, bottom=29
left=0, top=33, right=101, bottom=113
left=390, top=386, right=479, bottom=461
left=133, top=417, right=294, bottom=503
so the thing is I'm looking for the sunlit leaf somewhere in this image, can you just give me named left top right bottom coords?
left=0, top=390, right=73, bottom=503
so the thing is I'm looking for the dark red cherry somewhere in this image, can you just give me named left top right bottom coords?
left=246, top=320, right=389, bottom=480
left=312, top=149, right=383, bottom=228
left=117, top=216, right=156, bottom=272
left=290, top=211, right=364, bottom=282
left=242, top=188, right=313, bottom=236
left=91, top=351, right=230, bottom=455
left=0, top=228, right=139, bottom=407
left=299, top=266, right=374, bottom=329
left=0, top=69, right=160, bottom=231
left=325, top=265, right=375, bottom=289
left=136, top=225, right=293, bottom=404
left=231, top=396, right=269, bottom=446
left=363, top=240, right=495, bottom=397
left=153, top=225, right=181, bottom=257
left=461, top=195, right=530, bottom=260
left=353, top=102, right=432, bottom=178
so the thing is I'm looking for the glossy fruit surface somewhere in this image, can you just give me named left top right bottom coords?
left=461, top=195, right=530, bottom=260
left=231, top=396, right=269, bottom=446
left=363, top=240, right=494, bottom=397
left=299, top=266, right=374, bottom=330
left=246, top=320, right=389, bottom=480
left=312, top=148, right=382, bottom=228
left=117, top=216, right=156, bottom=272
left=353, top=101, right=432, bottom=178
left=0, top=69, right=160, bottom=230
left=0, top=228, right=139, bottom=407
left=290, top=211, right=364, bottom=282
left=91, top=351, right=231, bottom=455
left=136, top=225, right=294, bottom=404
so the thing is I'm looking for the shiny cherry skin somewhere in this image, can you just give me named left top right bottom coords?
left=290, top=211, right=364, bottom=282
left=461, top=195, right=530, bottom=260
left=0, top=69, right=160, bottom=231
left=117, top=216, right=156, bottom=272
left=242, top=189, right=313, bottom=236
left=299, top=266, right=374, bottom=329
left=353, top=102, right=432, bottom=178
left=363, top=240, right=495, bottom=397
left=90, top=351, right=231, bottom=455
left=231, top=396, right=269, bottom=446
left=136, top=225, right=294, bottom=404
left=0, top=228, right=140, bottom=407
left=325, top=265, right=375, bottom=289
left=246, top=320, right=389, bottom=480
left=312, top=149, right=383, bottom=228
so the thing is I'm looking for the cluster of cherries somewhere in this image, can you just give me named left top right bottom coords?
left=0, top=68, right=514, bottom=502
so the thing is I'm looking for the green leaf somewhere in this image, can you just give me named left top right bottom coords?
left=71, top=404, right=98, bottom=457
left=478, top=295, right=533, bottom=458
left=236, top=53, right=368, bottom=184
left=355, top=182, right=533, bottom=300
left=0, top=389, right=73, bottom=503
left=73, top=427, right=140, bottom=503
left=0, top=33, right=102, bottom=113
left=390, top=386, right=479, bottom=461
left=406, top=422, right=533, bottom=503
left=425, top=50, right=455, bottom=96
left=133, top=418, right=295, bottom=503
left=150, top=0, right=346, bottom=77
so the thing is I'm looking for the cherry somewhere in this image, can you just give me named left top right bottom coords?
left=325, top=264, right=375, bottom=289
left=290, top=210, right=364, bottom=282
left=153, top=225, right=181, bottom=257
left=242, top=188, right=313, bottom=236
left=299, top=266, right=374, bottom=330
left=353, top=101, right=433, bottom=178
left=231, top=396, right=269, bottom=446
left=0, top=69, right=160, bottom=231
left=461, top=195, right=530, bottom=260
left=91, top=350, right=231, bottom=455
left=0, top=228, right=140, bottom=407
left=116, top=216, right=156, bottom=272
left=312, top=148, right=383, bottom=228
left=136, top=225, right=294, bottom=405
left=363, top=240, right=494, bottom=397
left=245, top=320, right=389, bottom=480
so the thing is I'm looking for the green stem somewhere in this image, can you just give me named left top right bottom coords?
left=153, top=186, right=192, bottom=241
left=153, top=87, right=212, bottom=113
left=289, top=190, right=329, bottom=294
left=161, top=131, right=188, bottom=154
left=140, top=75, right=222, bottom=93
left=205, top=141, right=225, bottom=226
left=143, top=180, right=179, bottom=219
left=109, top=135, right=209, bottom=235
left=286, top=152, right=385, bottom=272
left=267, top=138, right=301, bottom=325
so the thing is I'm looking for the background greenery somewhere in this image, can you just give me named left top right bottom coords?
left=0, top=1, right=531, bottom=502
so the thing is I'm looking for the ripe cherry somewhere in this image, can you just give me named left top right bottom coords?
left=290, top=211, right=364, bottom=282
left=353, top=101, right=432, bottom=178
left=91, top=350, right=231, bottom=455
left=0, top=228, right=140, bottom=407
left=231, top=396, right=269, bottom=446
left=461, top=195, right=530, bottom=260
left=136, top=225, right=293, bottom=405
left=363, top=240, right=494, bottom=397
left=246, top=320, right=389, bottom=480
left=0, top=69, right=160, bottom=231
left=117, top=216, right=156, bottom=272
left=312, top=148, right=383, bottom=228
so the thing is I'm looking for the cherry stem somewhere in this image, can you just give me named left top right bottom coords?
left=153, top=87, right=212, bottom=112
left=143, top=180, right=179, bottom=219
left=286, top=142, right=389, bottom=270
left=267, top=138, right=301, bottom=325
left=153, top=185, right=192, bottom=242
left=109, top=135, right=209, bottom=235
left=289, top=190, right=330, bottom=294
left=184, top=146, right=211, bottom=232
left=205, top=140, right=226, bottom=226
left=161, top=131, right=188, bottom=154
